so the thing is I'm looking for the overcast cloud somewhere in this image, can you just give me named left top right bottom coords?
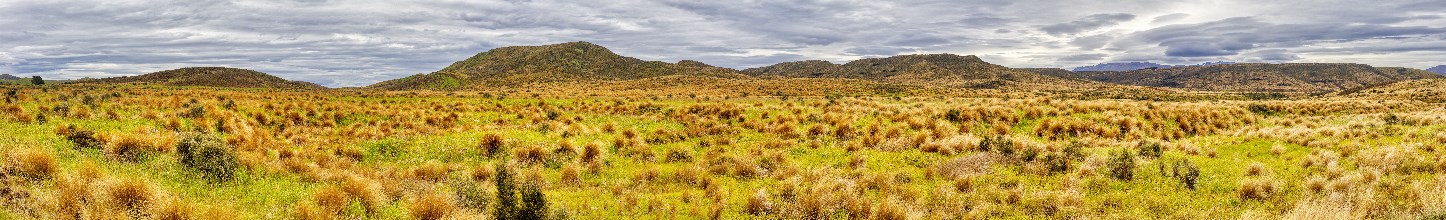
left=1, top=0, right=1443, bottom=87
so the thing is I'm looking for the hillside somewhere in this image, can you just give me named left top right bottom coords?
left=1070, top=63, right=1428, bottom=93
left=1015, top=68, right=1082, bottom=80
left=0, top=74, right=19, bottom=80
left=1375, top=67, right=1443, bottom=80
left=741, top=54, right=1102, bottom=90
left=369, top=42, right=747, bottom=90
left=84, top=67, right=325, bottom=89
left=1346, top=79, right=1446, bottom=103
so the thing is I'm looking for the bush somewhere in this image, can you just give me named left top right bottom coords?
left=980, top=135, right=1015, bottom=157
left=479, top=134, right=505, bottom=158
left=63, top=126, right=104, bottom=150
left=493, top=163, right=550, bottom=220
left=176, top=132, right=240, bottom=182
left=494, top=164, right=517, bottom=219
left=1137, top=141, right=1162, bottom=158
left=1172, top=159, right=1200, bottom=189
left=1107, top=148, right=1135, bottom=181
left=1041, top=153, right=1070, bottom=175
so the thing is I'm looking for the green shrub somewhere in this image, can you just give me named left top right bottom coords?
left=1138, top=141, right=1162, bottom=158
left=1107, top=148, right=1135, bottom=181
left=1172, top=159, right=1200, bottom=189
left=176, top=133, right=239, bottom=182
left=494, top=164, right=517, bottom=219
left=64, top=126, right=103, bottom=150
left=980, top=136, right=1015, bottom=157
left=493, top=164, right=550, bottom=220
left=1042, top=153, right=1070, bottom=175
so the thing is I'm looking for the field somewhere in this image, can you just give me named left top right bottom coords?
left=2, top=84, right=1445, bottom=219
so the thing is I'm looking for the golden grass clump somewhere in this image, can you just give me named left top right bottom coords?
left=409, top=192, right=457, bottom=220
left=412, top=160, right=451, bottom=182
left=1237, top=178, right=1278, bottom=200
left=515, top=145, right=548, bottom=165
left=5, top=148, right=58, bottom=180
left=745, top=189, right=772, bottom=215
left=110, top=178, right=157, bottom=215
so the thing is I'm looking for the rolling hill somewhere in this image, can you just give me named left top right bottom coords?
left=1068, top=63, right=1440, bottom=93
left=369, top=42, right=746, bottom=90
left=83, top=67, right=325, bottom=90
left=1345, top=79, right=1446, bottom=103
left=741, top=54, right=1103, bottom=90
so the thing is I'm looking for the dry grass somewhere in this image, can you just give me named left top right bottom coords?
left=4, top=149, right=58, bottom=180
left=409, top=192, right=457, bottom=220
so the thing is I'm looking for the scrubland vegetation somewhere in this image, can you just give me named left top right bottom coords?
left=2, top=84, right=1445, bottom=219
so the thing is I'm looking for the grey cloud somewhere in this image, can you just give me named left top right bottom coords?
left=1129, top=17, right=1446, bottom=58
left=845, top=46, right=915, bottom=57
left=1040, top=13, right=1136, bottom=36
left=1057, top=53, right=1108, bottom=62
left=1070, top=34, right=1115, bottom=50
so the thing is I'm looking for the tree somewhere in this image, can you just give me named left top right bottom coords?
left=31, top=76, right=43, bottom=85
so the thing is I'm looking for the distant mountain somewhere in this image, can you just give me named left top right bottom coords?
left=1072, top=63, right=1431, bottom=93
left=1072, top=62, right=1175, bottom=71
left=742, top=54, right=1100, bottom=90
left=1428, top=65, right=1446, bottom=75
left=369, top=41, right=745, bottom=90
left=84, top=67, right=325, bottom=90
left=0, top=74, right=19, bottom=80
left=1072, top=61, right=1235, bottom=72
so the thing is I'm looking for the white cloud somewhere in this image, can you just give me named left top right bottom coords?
left=0, top=0, right=1443, bottom=87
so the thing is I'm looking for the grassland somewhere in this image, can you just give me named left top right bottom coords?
left=1, top=84, right=1444, bottom=219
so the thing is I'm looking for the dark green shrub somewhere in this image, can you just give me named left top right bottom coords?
left=943, top=109, right=964, bottom=123
left=176, top=133, right=239, bottom=182
left=979, top=136, right=1015, bottom=157
left=1063, top=141, right=1085, bottom=160
left=1138, top=141, right=1162, bottom=158
left=518, top=182, right=548, bottom=220
left=64, top=126, right=103, bottom=150
left=493, top=163, right=550, bottom=220
left=1107, top=148, right=1135, bottom=181
left=494, top=164, right=517, bottom=219
left=1172, top=159, right=1201, bottom=189
left=1042, top=153, right=1070, bottom=175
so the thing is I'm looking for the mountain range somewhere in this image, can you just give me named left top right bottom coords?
left=1429, top=65, right=1446, bottom=75
left=1072, top=61, right=1236, bottom=72
left=0, top=74, right=19, bottom=80
left=65, top=42, right=1443, bottom=94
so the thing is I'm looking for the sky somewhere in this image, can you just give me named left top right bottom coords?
left=2, top=0, right=1444, bottom=87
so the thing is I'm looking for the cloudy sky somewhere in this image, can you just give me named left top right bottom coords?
left=2, top=0, right=1444, bottom=87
